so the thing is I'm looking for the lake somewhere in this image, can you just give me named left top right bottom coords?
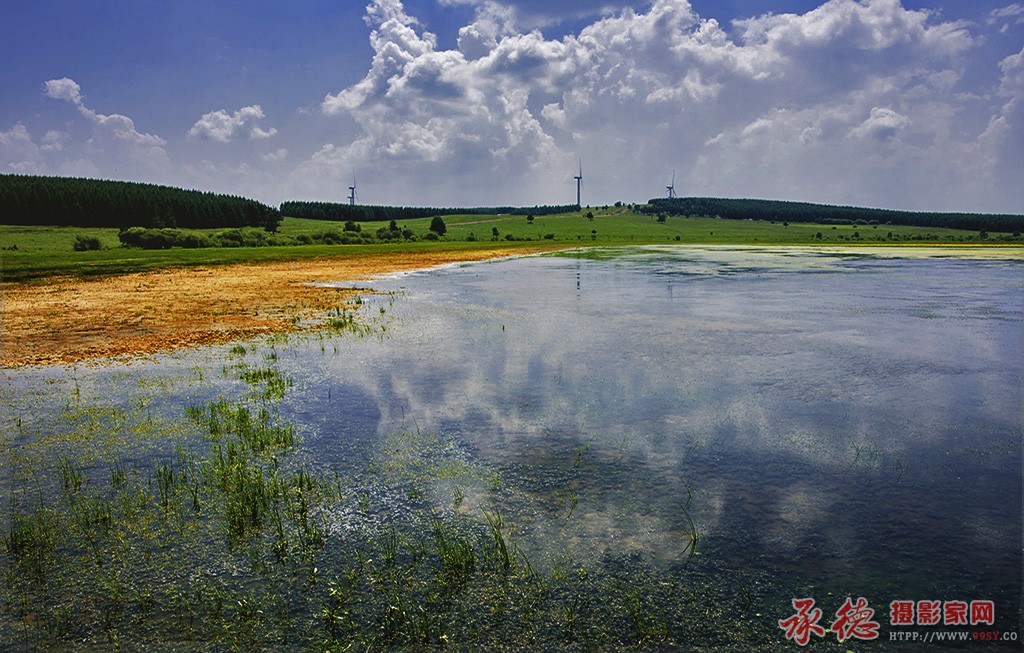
left=2, top=245, right=1021, bottom=649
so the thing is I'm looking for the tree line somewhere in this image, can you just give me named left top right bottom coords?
left=279, top=201, right=578, bottom=222
left=0, top=174, right=281, bottom=231
left=640, top=197, right=1024, bottom=233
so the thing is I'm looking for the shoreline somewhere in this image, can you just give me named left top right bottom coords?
left=0, top=248, right=554, bottom=368
left=2, top=243, right=1019, bottom=368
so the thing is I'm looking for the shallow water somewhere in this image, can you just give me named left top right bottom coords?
left=352, top=246, right=1023, bottom=615
left=2, top=245, right=1021, bottom=644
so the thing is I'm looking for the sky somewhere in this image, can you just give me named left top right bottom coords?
left=1, top=0, right=1022, bottom=212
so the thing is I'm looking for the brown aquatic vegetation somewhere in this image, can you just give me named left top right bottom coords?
left=1, top=248, right=552, bottom=367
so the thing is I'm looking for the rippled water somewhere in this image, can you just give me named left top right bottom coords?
left=347, top=246, right=1023, bottom=612
left=2, top=245, right=1021, bottom=643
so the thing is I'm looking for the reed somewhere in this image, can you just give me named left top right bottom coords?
left=432, top=515, right=475, bottom=587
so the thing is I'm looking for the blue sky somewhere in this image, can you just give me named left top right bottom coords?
left=1, top=0, right=1022, bottom=212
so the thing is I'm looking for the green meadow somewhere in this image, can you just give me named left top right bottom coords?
left=2, top=208, right=1018, bottom=283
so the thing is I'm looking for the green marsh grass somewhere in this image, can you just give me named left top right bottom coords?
left=5, top=212, right=1018, bottom=283
left=2, top=344, right=805, bottom=651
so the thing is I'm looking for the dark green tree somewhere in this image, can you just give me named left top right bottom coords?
left=429, top=216, right=447, bottom=236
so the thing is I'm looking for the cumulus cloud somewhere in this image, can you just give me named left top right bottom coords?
left=306, top=0, right=1017, bottom=210
left=43, top=77, right=170, bottom=179
left=188, top=105, right=278, bottom=142
left=849, top=106, right=911, bottom=141
left=0, top=123, right=41, bottom=172
left=976, top=46, right=1024, bottom=207
left=44, top=77, right=84, bottom=104
left=311, top=0, right=565, bottom=205
left=41, top=130, right=67, bottom=152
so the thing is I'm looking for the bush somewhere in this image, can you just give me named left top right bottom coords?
left=423, top=232, right=440, bottom=241
left=72, top=234, right=101, bottom=251
left=119, top=227, right=178, bottom=249
left=181, top=232, right=212, bottom=248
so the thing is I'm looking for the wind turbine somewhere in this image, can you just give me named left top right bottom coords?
left=666, top=170, right=676, bottom=199
left=347, top=174, right=356, bottom=206
left=574, top=160, right=583, bottom=209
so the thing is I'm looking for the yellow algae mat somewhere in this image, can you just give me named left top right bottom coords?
left=1, top=248, right=550, bottom=367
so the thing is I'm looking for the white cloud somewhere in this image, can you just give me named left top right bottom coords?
left=990, top=3, right=1024, bottom=19
left=43, top=77, right=170, bottom=180
left=41, top=130, right=67, bottom=152
left=261, top=148, right=289, bottom=162
left=306, top=0, right=1016, bottom=210
left=988, top=3, right=1024, bottom=32
left=43, top=77, right=84, bottom=104
left=311, top=0, right=566, bottom=205
left=0, top=123, right=41, bottom=172
left=188, top=105, right=278, bottom=142
left=976, top=47, right=1024, bottom=208
left=998, top=46, right=1024, bottom=96
left=849, top=106, right=911, bottom=141
left=17, top=3, right=1016, bottom=212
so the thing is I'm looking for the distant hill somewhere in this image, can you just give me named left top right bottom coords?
left=640, top=197, right=1024, bottom=233
left=0, top=174, right=281, bottom=231
left=279, top=201, right=579, bottom=222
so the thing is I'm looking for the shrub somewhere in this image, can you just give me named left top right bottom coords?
left=72, top=234, right=101, bottom=251
left=181, top=232, right=212, bottom=248
left=118, top=227, right=178, bottom=249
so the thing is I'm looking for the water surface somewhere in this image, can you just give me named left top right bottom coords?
left=2, top=245, right=1020, bottom=646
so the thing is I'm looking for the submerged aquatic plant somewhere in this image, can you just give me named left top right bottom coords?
left=1, top=352, right=788, bottom=652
